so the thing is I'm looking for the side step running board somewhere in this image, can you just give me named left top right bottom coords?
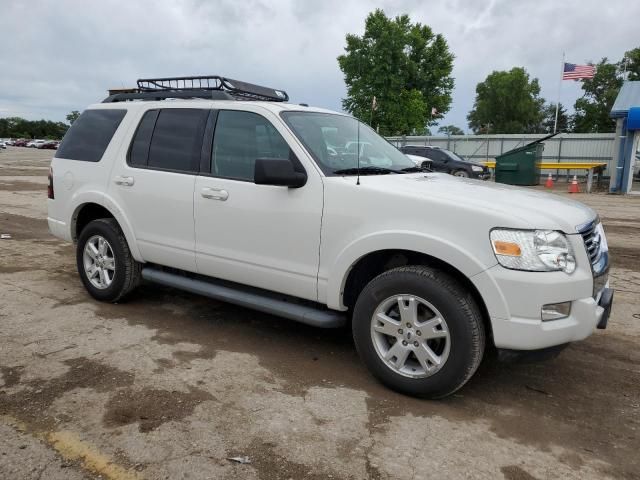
left=141, top=268, right=346, bottom=329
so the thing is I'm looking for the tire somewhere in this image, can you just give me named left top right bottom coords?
left=352, top=265, right=485, bottom=399
left=76, top=218, right=141, bottom=303
left=453, top=170, right=470, bottom=178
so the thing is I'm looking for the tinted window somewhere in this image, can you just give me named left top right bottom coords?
left=148, top=109, right=208, bottom=173
left=128, top=110, right=158, bottom=167
left=212, top=110, right=291, bottom=181
left=56, top=109, right=126, bottom=162
left=430, top=150, right=449, bottom=162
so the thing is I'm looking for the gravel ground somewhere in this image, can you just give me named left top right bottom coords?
left=1, top=147, right=639, bottom=480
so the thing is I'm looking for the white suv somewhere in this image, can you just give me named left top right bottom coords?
left=47, top=76, right=613, bottom=398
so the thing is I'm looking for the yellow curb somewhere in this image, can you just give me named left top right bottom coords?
left=47, top=430, right=142, bottom=480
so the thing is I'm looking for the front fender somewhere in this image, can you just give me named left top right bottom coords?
left=324, top=230, right=496, bottom=310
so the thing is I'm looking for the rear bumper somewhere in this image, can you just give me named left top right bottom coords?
left=47, top=217, right=71, bottom=242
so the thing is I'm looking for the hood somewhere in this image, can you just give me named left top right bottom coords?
left=350, top=173, right=596, bottom=233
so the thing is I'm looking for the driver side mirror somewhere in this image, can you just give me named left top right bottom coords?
left=254, top=158, right=307, bottom=188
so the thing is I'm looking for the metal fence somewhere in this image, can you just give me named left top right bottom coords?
left=387, top=133, right=617, bottom=176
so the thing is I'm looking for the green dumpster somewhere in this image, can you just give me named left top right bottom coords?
left=494, top=133, right=558, bottom=186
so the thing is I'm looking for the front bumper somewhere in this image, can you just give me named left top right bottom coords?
left=471, top=171, right=491, bottom=180
left=472, top=252, right=613, bottom=351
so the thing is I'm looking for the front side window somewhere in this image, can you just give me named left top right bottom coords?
left=56, top=109, right=126, bottom=162
left=281, top=112, right=415, bottom=176
left=147, top=108, right=208, bottom=173
left=212, top=110, right=292, bottom=181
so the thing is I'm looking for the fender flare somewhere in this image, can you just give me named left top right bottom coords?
left=69, top=191, right=143, bottom=262
left=324, top=230, right=494, bottom=311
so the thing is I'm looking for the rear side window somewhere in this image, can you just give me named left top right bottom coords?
left=128, top=110, right=159, bottom=167
left=147, top=109, right=208, bottom=173
left=56, top=109, right=126, bottom=162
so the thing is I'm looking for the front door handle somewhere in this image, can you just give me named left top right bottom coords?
left=114, top=175, right=135, bottom=187
left=201, top=187, right=229, bottom=201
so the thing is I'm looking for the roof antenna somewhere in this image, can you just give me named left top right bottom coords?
left=356, top=119, right=361, bottom=185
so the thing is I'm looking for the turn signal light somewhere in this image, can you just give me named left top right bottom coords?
left=493, top=240, right=521, bottom=257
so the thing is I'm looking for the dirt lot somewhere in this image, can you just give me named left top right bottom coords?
left=1, top=147, right=639, bottom=480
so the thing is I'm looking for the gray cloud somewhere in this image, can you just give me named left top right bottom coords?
left=1, top=0, right=637, bottom=131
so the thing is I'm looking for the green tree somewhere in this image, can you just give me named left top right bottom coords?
left=539, top=103, right=569, bottom=133
left=467, top=67, right=545, bottom=134
left=337, top=9, right=454, bottom=136
left=622, top=47, right=640, bottom=80
left=0, top=116, right=68, bottom=139
left=437, top=125, right=464, bottom=135
left=66, top=110, right=81, bottom=125
left=572, top=59, right=621, bottom=133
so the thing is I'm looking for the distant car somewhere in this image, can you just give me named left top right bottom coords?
left=27, top=139, right=46, bottom=148
left=40, top=141, right=59, bottom=150
left=400, top=145, right=490, bottom=180
left=13, top=139, right=29, bottom=147
left=0, top=141, right=6, bottom=149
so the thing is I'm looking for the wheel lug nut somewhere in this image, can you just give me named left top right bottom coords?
left=413, top=341, right=419, bottom=347
left=402, top=340, right=408, bottom=346
left=406, top=323, right=411, bottom=328
left=398, top=329, right=403, bottom=334
left=416, top=330, right=422, bottom=336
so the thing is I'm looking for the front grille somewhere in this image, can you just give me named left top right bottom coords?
left=577, top=218, right=609, bottom=297
left=579, top=221, right=601, bottom=264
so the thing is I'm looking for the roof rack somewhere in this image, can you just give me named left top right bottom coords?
left=103, top=75, right=289, bottom=103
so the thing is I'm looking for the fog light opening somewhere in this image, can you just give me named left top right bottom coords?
left=541, top=301, right=571, bottom=321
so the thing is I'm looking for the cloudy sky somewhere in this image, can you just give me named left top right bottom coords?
left=0, top=0, right=637, bottom=131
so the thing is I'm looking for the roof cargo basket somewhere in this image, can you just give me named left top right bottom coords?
left=103, top=75, right=289, bottom=103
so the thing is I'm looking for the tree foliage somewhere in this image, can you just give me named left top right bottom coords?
left=539, top=102, right=569, bottom=133
left=572, top=59, right=622, bottom=133
left=622, top=47, right=640, bottom=81
left=437, top=125, right=464, bottom=135
left=338, top=9, right=454, bottom=136
left=66, top=110, right=81, bottom=125
left=0, top=117, right=68, bottom=139
left=467, top=68, right=544, bottom=134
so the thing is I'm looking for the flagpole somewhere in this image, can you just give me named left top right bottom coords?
left=553, top=52, right=565, bottom=133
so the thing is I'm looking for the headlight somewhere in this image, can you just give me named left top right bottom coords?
left=490, top=229, right=576, bottom=273
left=471, top=166, right=483, bottom=172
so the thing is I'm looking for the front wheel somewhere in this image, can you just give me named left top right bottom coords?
left=352, top=266, right=485, bottom=398
left=453, top=170, right=470, bottom=178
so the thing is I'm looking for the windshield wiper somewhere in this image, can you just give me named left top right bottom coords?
left=400, top=166, right=429, bottom=173
left=333, top=166, right=405, bottom=175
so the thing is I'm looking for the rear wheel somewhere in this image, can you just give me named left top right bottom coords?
left=76, top=218, right=141, bottom=302
left=352, top=266, right=485, bottom=398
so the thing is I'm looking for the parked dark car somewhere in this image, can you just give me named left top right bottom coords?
left=399, top=146, right=490, bottom=180
left=40, top=141, right=59, bottom=150
left=13, top=139, right=30, bottom=147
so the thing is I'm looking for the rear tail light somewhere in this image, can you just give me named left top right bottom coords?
left=47, top=167, right=54, bottom=199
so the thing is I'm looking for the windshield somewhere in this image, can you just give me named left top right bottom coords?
left=281, top=112, right=415, bottom=175
left=443, top=150, right=467, bottom=162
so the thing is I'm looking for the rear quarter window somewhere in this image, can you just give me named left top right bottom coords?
left=56, top=109, right=126, bottom=162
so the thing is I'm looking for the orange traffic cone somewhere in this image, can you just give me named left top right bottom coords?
left=545, top=173, right=554, bottom=189
left=568, top=175, right=580, bottom=194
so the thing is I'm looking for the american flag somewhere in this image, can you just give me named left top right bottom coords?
left=562, top=62, right=596, bottom=80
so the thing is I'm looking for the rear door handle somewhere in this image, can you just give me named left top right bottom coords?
left=114, top=176, right=135, bottom=187
left=201, top=187, right=228, bottom=201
